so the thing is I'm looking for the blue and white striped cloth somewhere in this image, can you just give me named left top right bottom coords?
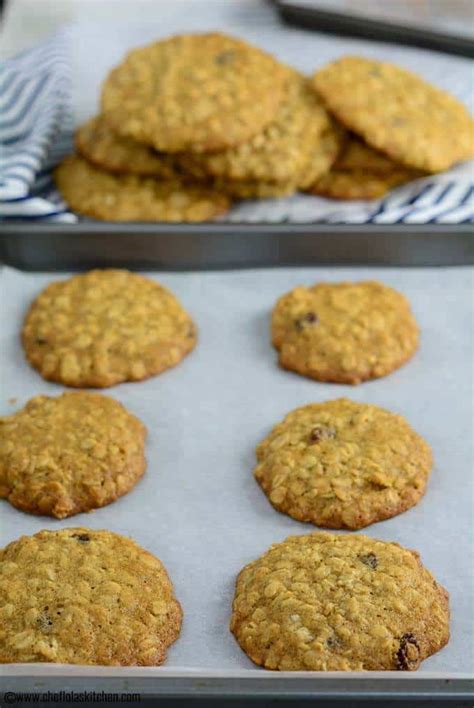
left=0, top=29, right=76, bottom=222
left=0, top=29, right=472, bottom=224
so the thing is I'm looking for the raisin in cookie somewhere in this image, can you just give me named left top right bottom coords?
left=255, top=398, right=432, bottom=529
left=22, top=269, right=197, bottom=387
left=0, top=528, right=182, bottom=665
left=0, top=392, right=146, bottom=518
left=101, top=32, right=288, bottom=153
left=313, top=56, right=474, bottom=172
left=231, top=532, right=449, bottom=670
left=271, top=280, right=419, bottom=384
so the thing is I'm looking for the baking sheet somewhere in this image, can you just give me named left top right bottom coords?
left=0, top=265, right=473, bottom=676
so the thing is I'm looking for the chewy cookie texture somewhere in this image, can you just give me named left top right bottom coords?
left=307, top=136, right=422, bottom=200
left=75, top=115, right=178, bottom=177
left=313, top=56, right=474, bottom=173
left=255, top=398, right=432, bottom=529
left=0, top=392, right=146, bottom=518
left=231, top=532, right=450, bottom=671
left=175, top=72, right=330, bottom=192
left=56, top=34, right=473, bottom=220
left=0, top=529, right=182, bottom=665
left=54, top=155, right=230, bottom=222
left=272, top=280, right=419, bottom=384
left=22, top=269, right=197, bottom=388
left=101, top=32, right=289, bottom=154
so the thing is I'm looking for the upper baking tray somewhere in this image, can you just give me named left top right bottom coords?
left=1, top=223, right=473, bottom=270
left=274, top=0, right=474, bottom=58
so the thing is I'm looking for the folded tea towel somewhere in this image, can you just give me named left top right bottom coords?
left=0, top=29, right=76, bottom=222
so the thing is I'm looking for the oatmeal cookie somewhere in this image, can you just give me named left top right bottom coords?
left=54, top=154, right=230, bottom=222
left=335, top=135, right=401, bottom=173
left=298, top=119, right=346, bottom=190
left=271, top=280, right=419, bottom=384
left=0, top=528, right=182, bottom=665
left=307, top=167, right=417, bottom=200
left=101, top=32, right=289, bottom=153
left=176, top=73, right=329, bottom=184
left=208, top=116, right=344, bottom=199
left=313, top=56, right=474, bottom=172
left=254, top=398, right=432, bottom=529
left=75, top=115, right=177, bottom=177
left=22, top=269, right=197, bottom=387
left=0, top=392, right=146, bottom=518
left=231, top=532, right=449, bottom=670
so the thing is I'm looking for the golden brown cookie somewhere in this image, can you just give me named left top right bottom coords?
left=75, top=115, right=177, bottom=177
left=176, top=73, right=329, bottom=184
left=298, top=120, right=346, bottom=190
left=54, top=155, right=230, bottom=222
left=307, top=167, right=417, bottom=200
left=231, top=532, right=450, bottom=671
left=215, top=177, right=298, bottom=199
left=101, top=32, right=289, bottom=153
left=22, top=269, right=197, bottom=388
left=200, top=115, right=343, bottom=200
left=0, top=528, right=182, bottom=665
left=0, top=392, right=146, bottom=518
left=254, top=398, right=432, bottom=529
left=335, top=135, right=400, bottom=173
left=313, top=56, right=474, bottom=172
left=271, top=280, right=419, bottom=384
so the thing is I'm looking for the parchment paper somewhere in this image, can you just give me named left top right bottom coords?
left=0, top=265, right=472, bottom=674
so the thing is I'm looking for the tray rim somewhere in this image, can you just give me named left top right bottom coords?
left=1, top=223, right=473, bottom=271
left=1, top=222, right=473, bottom=234
left=274, top=0, right=474, bottom=58
left=1, top=669, right=473, bottom=699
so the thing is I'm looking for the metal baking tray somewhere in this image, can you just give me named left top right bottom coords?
left=274, top=0, right=474, bottom=58
left=1, top=223, right=473, bottom=270
left=1, top=265, right=473, bottom=702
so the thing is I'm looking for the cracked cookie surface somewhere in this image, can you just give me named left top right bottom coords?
left=75, top=115, right=177, bottom=177
left=254, top=398, right=432, bottom=529
left=101, top=32, right=288, bottom=153
left=230, top=532, right=449, bottom=671
left=22, top=269, right=197, bottom=387
left=0, top=528, right=182, bottom=665
left=0, top=392, right=146, bottom=518
left=54, top=155, right=230, bottom=222
left=271, top=280, right=419, bottom=384
left=313, top=56, right=474, bottom=172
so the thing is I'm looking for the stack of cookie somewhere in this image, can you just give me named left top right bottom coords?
left=54, top=35, right=473, bottom=218
left=55, top=33, right=329, bottom=221
left=307, top=56, right=473, bottom=199
left=54, top=32, right=339, bottom=221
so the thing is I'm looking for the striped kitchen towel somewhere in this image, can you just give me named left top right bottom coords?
left=0, top=28, right=472, bottom=223
left=0, top=28, right=76, bottom=222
